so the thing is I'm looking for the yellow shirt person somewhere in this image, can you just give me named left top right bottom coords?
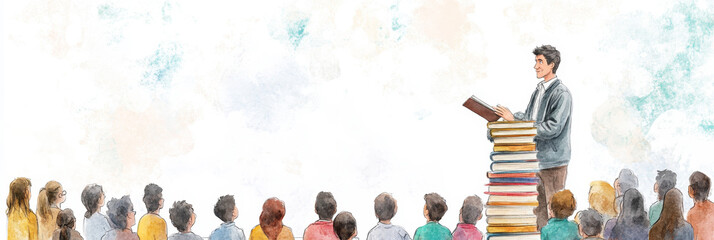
left=249, top=225, right=294, bottom=240
left=138, top=213, right=167, bottom=240
left=8, top=209, right=39, bottom=240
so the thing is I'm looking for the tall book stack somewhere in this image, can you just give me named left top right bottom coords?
left=485, top=121, right=540, bottom=240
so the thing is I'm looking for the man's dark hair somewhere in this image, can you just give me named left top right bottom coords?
left=424, top=193, right=448, bottom=221
left=460, top=195, right=483, bottom=224
left=374, top=193, right=396, bottom=221
left=532, top=45, right=561, bottom=73
left=170, top=200, right=194, bottom=232
left=656, top=169, right=677, bottom=200
left=107, top=195, right=134, bottom=230
left=689, top=171, right=710, bottom=202
left=214, top=195, right=236, bottom=222
left=578, top=208, right=603, bottom=237
left=143, top=183, right=163, bottom=213
left=333, top=211, right=357, bottom=240
left=315, top=192, right=337, bottom=220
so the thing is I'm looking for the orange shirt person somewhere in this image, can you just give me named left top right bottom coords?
left=7, top=177, right=38, bottom=240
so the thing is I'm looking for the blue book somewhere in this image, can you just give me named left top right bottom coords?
left=487, top=232, right=540, bottom=240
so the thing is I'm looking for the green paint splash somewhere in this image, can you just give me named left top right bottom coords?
left=142, top=43, right=183, bottom=88
left=287, top=18, right=309, bottom=48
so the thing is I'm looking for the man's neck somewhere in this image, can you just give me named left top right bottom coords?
left=379, top=220, right=391, bottom=224
left=543, top=74, right=556, bottom=82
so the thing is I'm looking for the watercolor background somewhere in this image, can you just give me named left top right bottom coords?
left=2, top=0, right=714, bottom=239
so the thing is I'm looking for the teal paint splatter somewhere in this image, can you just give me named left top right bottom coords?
left=391, top=5, right=405, bottom=32
left=162, top=1, right=173, bottom=23
left=701, top=120, right=714, bottom=134
left=619, top=2, right=714, bottom=134
left=287, top=18, right=309, bottom=48
left=98, top=4, right=123, bottom=20
left=142, top=43, right=183, bottom=88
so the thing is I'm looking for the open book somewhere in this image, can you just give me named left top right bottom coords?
left=463, top=95, right=500, bottom=122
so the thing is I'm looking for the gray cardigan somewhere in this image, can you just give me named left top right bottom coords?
left=513, top=79, right=572, bottom=169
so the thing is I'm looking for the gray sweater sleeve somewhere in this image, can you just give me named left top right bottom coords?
left=535, top=90, right=572, bottom=140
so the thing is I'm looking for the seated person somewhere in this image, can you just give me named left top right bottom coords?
left=304, top=192, right=339, bottom=240
left=210, top=195, right=246, bottom=240
left=137, top=183, right=167, bottom=240
left=650, top=188, right=693, bottom=240
left=577, top=209, right=603, bottom=240
left=687, top=171, right=714, bottom=239
left=102, top=196, right=139, bottom=240
left=81, top=184, right=111, bottom=240
left=540, top=189, right=579, bottom=240
left=249, top=198, right=294, bottom=240
left=451, top=195, right=483, bottom=240
left=53, top=208, right=83, bottom=240
left=168, top=201, right=202, bottom=240
left=333, top=212, right=357, bottom=240
left=649, top=169, right=677, bottom=226
left=414, top=193, right=451, bottom=240
left=366, top=192, right=411, bottom=240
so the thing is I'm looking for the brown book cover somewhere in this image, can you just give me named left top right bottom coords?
left=463, top=95, right=500, bottom=122
left=490, top=128, right=538, bottom=137
left=493, top=144, right=536, bottom=152
left=486, top=225, right=538, bottom=233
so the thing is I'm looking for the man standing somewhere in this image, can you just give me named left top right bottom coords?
left=493, top=45, right=572, bottom=229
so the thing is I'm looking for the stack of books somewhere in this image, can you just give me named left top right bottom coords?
left=485, top=121, right=540, bottom=240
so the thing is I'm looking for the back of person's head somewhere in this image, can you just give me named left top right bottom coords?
left=656, top=169, right=677, bottom=200
left=56, top=208, right=76, bottom=240
left=143, top=183, right=163, bottom=213
left=315, top=191, right=337, bottom=220
left=38, top=180, right=63, bottom=220
left=651, top=188, right=686, bottom=239
left=81, top=184, right=104, bottom=218
left=169, top=200, right=194, bottom=232
left=689, top=171, right=710, bottom=202
left=577, top=208, right=603, bottom=237
left=374, top=192, right=397, bottom=221
left=532, top=45, right=561, bottom=73
left=333, top=211, right=357, bottom=240
left=551, top=189, right=576, bottom=219
left=588, top=181, right=617, bottom=218
left=107, top=195, right=134, bottom=230
left=424, top=193, right=448, bottom=222
left=214, top=195, right=236, bottom=223
left=612, top=188, right=649, bottom=238
left=6, top=177, right=32, bottom=216
left=460, top=195, right=483, bottom=224
left=617, top=169, right=639, bottom=194
left=260, top=197, right=286, bottom=240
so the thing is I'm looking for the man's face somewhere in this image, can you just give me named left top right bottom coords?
left=534, top=54, right=554, bottom=79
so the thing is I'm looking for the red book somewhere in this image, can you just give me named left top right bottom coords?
left=486, top=182, right=538, bottom=186
left=463, top=95, right=500, bottom=122
left=484, top=192, right=538, bottom=196
left=487, top=172, right=538, bottom=178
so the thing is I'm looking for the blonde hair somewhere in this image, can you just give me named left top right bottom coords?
left=6, top=177, right=32, bottom=216
left=588, top=181, right=617, bottom=218
left=37, top=181, right=62, bottom=221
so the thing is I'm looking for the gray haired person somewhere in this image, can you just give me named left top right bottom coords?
left=366, top=193, right=411, bottom=240
left=82, top=184, right=111, bottom=240
left=169, top=201, right=202, bottom=240
left=604, top=169, right=639, bottom=238
left=577, top=209, right=604, bottom=240
left=101, top=195, right=138, bottom=240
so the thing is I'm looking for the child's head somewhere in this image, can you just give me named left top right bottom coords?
left=315, top=191, right=337, bottom=221
left=689, top=171, right=710, bottom=202
left=423, top=193, right=448, bottom=222
left=170, top=200, right=196, bottom=233
left=374, top=193, right=397, bottom=222
left=459, top=195, right=483, bottom=224
left=577, top=208, right=603, bottom=237
left=56, top=208, right=77, bottom=240
left=549, top=189, right=576, bottom=219
left=333, top=211, right=357, bottom=240
left=655, top=169, right=677, bottom=201
left=214, top=195, right=237, bottom=223
left=142, top=183, right=163, bottom=213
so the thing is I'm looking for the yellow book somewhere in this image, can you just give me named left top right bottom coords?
left=493, top=144, right=536, bottom=152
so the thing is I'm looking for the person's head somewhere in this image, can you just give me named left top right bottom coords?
left=615, top=169, right=638, bottom=195
left=143, top=183, right=164, bottom=213
left=6, top=177, right=32, bottom=216
left=259, top=197, right=286, bottom=240
left=532, top=45, right=561, bottom=78
left=423, top=193, right=448, bottom=222
left=169, top=200, right=196, bottom=233
left=106, top=195, right=136, bottom=230
left=459, top=195, right=483, bottom=224
left=550, top=189, right=576, bottom=219
left=655, top=169, right=677, bottom=200
left=81, top=184, right=105, bottom=218
left=333, top=211, right=357, bottom=240
left=214, top=195, right=237, bottom=223
left=651, top=188, right=686, bottom=239
left=374, top=192, right=397, bottom=222
left=56, top=208, right=77, bottom=240
left=314, top=191, right=337, bottom=221
left=588, top=181, right=617, bottom=218
left=689, top=171, right=710, bottom=202
left=38, top=181, right=65, bottom=220
left=577, top=208, right=603, bottom=237
left=618, top=188, right=647, bottom=222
